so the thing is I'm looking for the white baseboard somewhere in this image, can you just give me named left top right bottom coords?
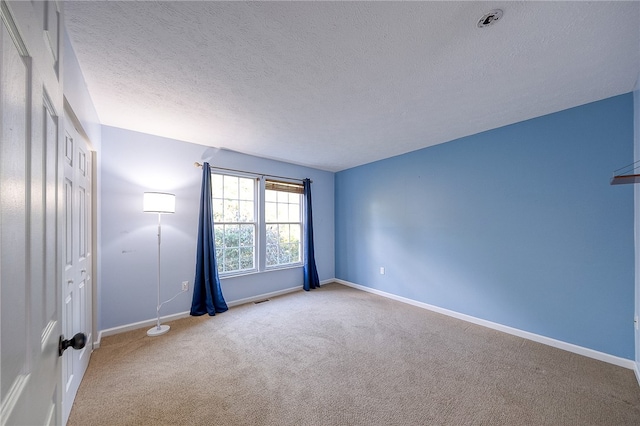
left=634, top=362, right=640, bottom=386
left=95, top=310, right=192, bottom=349
left=334, top=279, right=636, bottom=370
left=94, top=281, right=332, bottom=348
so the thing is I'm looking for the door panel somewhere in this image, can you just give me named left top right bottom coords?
left=1, top=1, right=64, bottom=424
left=0, top=5, right=29, bottom=408
left=44, top=99, right=58, bottom=325
left=65, top=178, right=72, bottom=266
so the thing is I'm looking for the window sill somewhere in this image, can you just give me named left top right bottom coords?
left=219, top=264, right=303, bottom=280
left=265, top=263, right=304, bottom=273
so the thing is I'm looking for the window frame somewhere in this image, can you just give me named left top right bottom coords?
left=264, top=180, right=304, bottom=270
left=210, top=171, right=305, bottom=278
left=211, top=172, right=259, bottom=277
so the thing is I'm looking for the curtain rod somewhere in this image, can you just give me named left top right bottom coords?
left=193, top=162, right=311, bottom=183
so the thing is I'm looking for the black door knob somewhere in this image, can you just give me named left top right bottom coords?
left=58, top=332, right=87, bottom=356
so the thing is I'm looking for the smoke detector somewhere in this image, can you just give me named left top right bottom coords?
left=477, top=9, right=503, bottom=28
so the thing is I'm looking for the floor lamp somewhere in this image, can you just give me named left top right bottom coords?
left=143, top=192, right=176, bottom=337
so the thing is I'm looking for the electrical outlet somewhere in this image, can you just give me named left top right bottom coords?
left=181, top=281, right=189, bottom=292
left=380, top=267, right=385, bottom=275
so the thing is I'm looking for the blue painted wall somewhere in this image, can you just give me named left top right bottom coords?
left=335, top=94, right=634, bottom=359
left=100, top=127, right=334, bottom=330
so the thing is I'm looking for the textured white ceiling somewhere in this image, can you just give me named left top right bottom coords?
left=64, top=1, right=640, bottom=172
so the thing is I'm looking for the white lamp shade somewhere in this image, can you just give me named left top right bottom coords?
left=143, top=192, right=175, bottom=213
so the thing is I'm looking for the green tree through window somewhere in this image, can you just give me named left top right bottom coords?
left=212, top=174, right=256, bottom=274
left=211, top=173, right=304, bottom=276
left=265, top=189, right=301, bottom=267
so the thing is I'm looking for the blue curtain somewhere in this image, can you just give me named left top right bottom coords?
left=190, top=162, right=228, bottom=316
left=303, top=178, right=320, bottom=291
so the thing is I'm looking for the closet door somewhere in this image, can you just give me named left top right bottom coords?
left=61, top=117, right=93, bottom=425
left=0, top=1, right=64, bottom=424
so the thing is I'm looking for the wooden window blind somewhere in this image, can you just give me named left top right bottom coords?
left=265, top=180, right=304, bottom=194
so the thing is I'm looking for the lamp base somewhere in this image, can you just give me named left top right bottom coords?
left=147, top=324, right=170, bottom=337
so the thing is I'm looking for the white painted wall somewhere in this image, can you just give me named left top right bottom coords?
left=63, top=31, right=100, bottom=148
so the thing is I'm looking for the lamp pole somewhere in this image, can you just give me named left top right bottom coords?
left=144, top=192, right=175, bottom=337
left=148, top=211, right=170, bottom=336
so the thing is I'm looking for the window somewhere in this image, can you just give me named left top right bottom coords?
left=211, top=173, right=304, bottom=276
left=265, top=180, right=303, bottom=268
left=212, top=174, right=256, bottom=274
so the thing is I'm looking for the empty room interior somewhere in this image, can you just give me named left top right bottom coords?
left=2, top=1, right=640, bottom=425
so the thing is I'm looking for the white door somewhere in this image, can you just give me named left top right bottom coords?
left=1, top=1, right=64, bottom=425
left=61, top=117, right=93, bottom=424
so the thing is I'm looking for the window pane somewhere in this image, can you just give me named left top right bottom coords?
left=239, top=225, right=254, bottom=247
left=224, top=176, right=239, bottom=199
left=277, top=203, right=288, bottom=222
left=289, top=204, right=300, bottom=221
left=216, top=248, right=224, bottom=273
left=224, top=248, right=239, bottom=272
left=240, top=247, right=254, bottom=270
left=266, top=224, right=278, bottom=245
left=290, top=224, right=301, bottom=244
left=212, top=174, right=223, bottom=198
left=277, top=191, right=288, bottom=203
left=224, top=199, right=239, bottom=222
left=212, top=198, right=224, bottom=222
left=214, top=224, right=224, bottom=247
left=266, top=245, right=278, bottom=267
left=291, top=242, right=301, bottom=263
left=239, top=178, right=254, bottom=201
left=239, top=200, right=254, bottom=222
left=279, top=224, right=290, bottom=243
left=265, top=189, right=277, bottom=202
left=278, top=245, right=290, bottom=264
left=265, top=202, right=277, bottom=222
left=225, top=225, right=239, bottom=248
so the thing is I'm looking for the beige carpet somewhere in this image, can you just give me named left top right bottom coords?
left=68, top=283, right=640, bottom=425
